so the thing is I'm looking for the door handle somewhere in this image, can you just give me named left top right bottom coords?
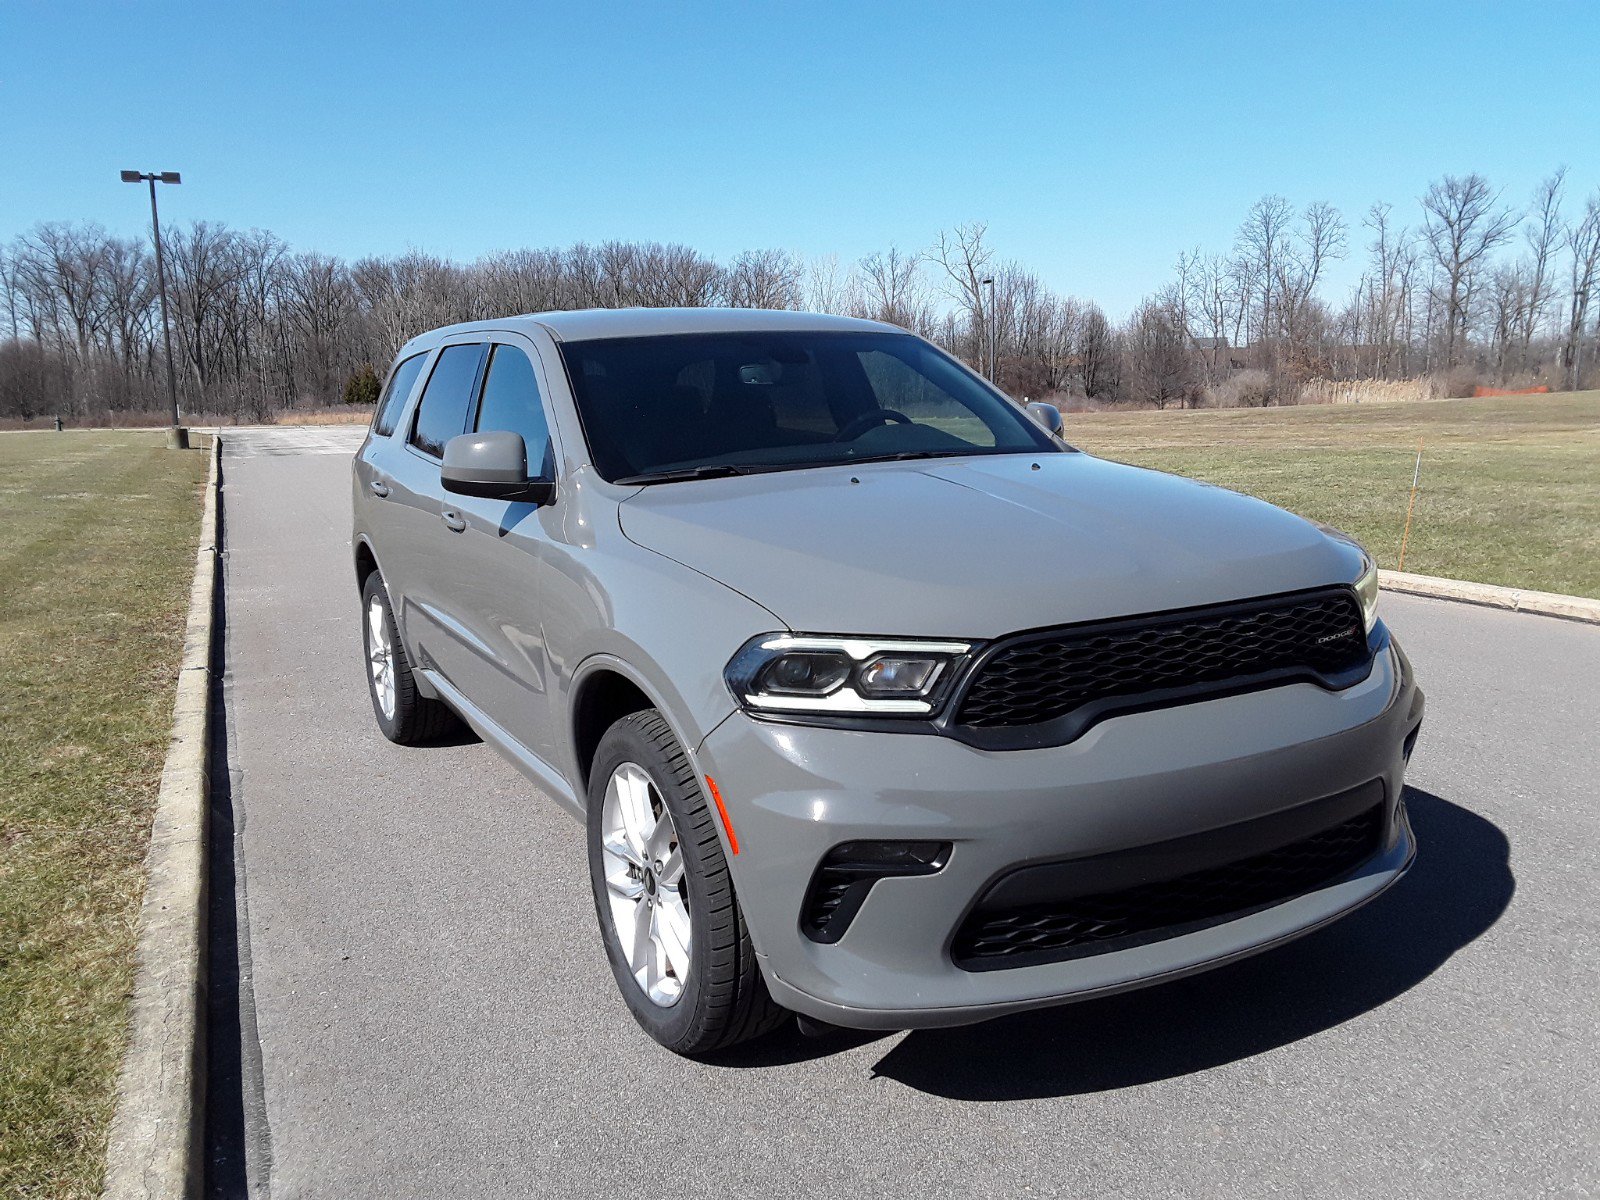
left=441, top=509, right=467, bottom=533
left=369, top=480, right=390, bottom=498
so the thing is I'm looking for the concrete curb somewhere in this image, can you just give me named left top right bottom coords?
left=101, top=434, right=221, bottom=1200
left=1379, top=569, right=1600, bottom=625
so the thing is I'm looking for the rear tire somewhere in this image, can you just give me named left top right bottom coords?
left=586, top=709, right=787, bottom=1055
left=361, top=572, right=459, bottom=745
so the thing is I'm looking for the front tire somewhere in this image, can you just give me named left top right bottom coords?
left=361, top=572, right=459, bottom=745
left=586, top=709, right=786, bottom=1055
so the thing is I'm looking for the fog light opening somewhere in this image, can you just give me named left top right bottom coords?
left=801, top=840, right=952, bottom=944
left=1402, top=721, right=1422, bottom=763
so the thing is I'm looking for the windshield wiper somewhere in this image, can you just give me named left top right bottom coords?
left=846, top=449, right=965, bottom=465
left=616, top=463, right=758, bottom=485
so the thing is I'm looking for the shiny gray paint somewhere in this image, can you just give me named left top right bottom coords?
left=615, top=451, right=1364, bottom=636
left=352, top=307, right=1418, bottom=1028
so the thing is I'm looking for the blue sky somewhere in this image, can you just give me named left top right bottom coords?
left=3, top=0, right=1595, bottom=316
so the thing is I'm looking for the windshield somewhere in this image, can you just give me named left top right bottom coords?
left=558, top=331, right=1060, bottom=483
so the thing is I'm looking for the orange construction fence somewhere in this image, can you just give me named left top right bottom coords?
left=1473, top=385, right=1551, bottom=397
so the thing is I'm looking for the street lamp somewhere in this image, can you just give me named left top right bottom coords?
left=980, top=276, right=996, bottom=382
left=121, top=169, right=184, bottom=447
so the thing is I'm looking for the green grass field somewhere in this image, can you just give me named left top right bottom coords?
left=1064, top=390, right=1600, bottom=599
left=0, top=432, right=206, bottom=1199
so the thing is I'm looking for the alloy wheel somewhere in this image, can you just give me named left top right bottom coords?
left=600, top=761, right=690, bottom=1007
left=366, top=595, right=396, bottom=721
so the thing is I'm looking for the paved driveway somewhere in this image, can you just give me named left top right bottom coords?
left=207, top=426, right=1599, bottom=1199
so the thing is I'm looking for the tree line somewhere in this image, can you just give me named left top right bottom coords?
left=2, top=168, right=1597, bottom=423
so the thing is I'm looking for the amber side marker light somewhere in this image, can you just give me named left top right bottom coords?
left=704, top=776, right=739, bottom=855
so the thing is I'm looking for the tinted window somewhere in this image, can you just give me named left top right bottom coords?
left=473, top=345, right=551, bottom=474
left=373, top=353, right=426, bottom=437
left=559, top=332, right=1054, bottom=482
left=857, top=349, right=997, bottom=447
left=409, top=344, right=485, bottom=458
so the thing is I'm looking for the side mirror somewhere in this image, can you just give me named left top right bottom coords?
left=441, top=431, right=555, bottom=504
left=1025, top=401, right=1063, bottom=436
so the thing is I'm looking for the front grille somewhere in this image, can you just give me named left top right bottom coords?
left=954, top=803, right=1385, bottom=970
left=955, top=588, right=1370, bottom=736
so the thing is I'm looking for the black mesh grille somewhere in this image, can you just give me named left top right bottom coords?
left=954, top=804, right=1384, bottom=969
left=956, top=589, right=1369, bottom=732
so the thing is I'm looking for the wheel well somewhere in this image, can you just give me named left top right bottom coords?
left=354, top=542, right=378, bottom=591
left=572, top=670, right=655, bottom=793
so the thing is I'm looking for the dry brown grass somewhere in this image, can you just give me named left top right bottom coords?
left=1296, top=377, right=1444, bottom=406
left=278, top=408, right=372, bottom=425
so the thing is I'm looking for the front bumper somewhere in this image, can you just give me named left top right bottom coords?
left=696, top=633, right=1423, bottom=1030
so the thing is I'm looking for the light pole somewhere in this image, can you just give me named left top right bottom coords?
left=121, top=169, right=184, bottom=446
left=980, top=276, right=996, bottom=382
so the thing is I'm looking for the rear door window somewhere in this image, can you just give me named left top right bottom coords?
left=409, top=344, right=486, bottom=458
left=473, top=344, right=552, bottom=474
left=373, top=352, right=427, bottom=437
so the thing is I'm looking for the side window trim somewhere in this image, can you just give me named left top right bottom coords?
left=406, top=341, right=488, bottom=461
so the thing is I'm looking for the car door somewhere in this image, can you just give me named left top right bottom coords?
left=424, top=334, right=565, bottom=768
left=385, top=337, right=489, bottom=683
left=355, top=348, right=434, bottom=600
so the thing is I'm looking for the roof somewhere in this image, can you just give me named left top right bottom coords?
left=402, top=307, right=899, bottom=354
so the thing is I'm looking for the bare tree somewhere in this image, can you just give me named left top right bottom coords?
left=930, top=222, right=995, bottom=363
left=280, top=253, right=355, bottom=405
left=1124, top=298, right=1199, bottom=408
left=1360, top=203, right=1418, bottom=377
left=722, top=249, right=804, bottom=309
left=1233, top=195, right=1295, bottom=345
left=0, top=246, right=22, bottom=340
left=853, top=247, right=932, bottom=333
left=1421, top=173, right=1520, bottom=366
left=804, top=254, right=854, bottom=315
left=640, top=243, right=721, bottom=307
left=1178, top=251, right=1237, bottom=379
left=1486, top=263, right=1530, bottom=379
left=1280, top=202, right=1346, bottom=340
left=14, top=223, right=112, bottom=360
left=1564, top=190, right=1600, bottom=389
left=1519, top=168, right=1567, bottom=370
left=1074, top=303, right=1117, bottom=399
left=165, top=221, right=243, bottom=400
left=100, top=235, right=155, bottom=377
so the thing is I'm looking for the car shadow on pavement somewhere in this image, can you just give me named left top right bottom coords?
left=858, top=787, right=1512, bottom=1100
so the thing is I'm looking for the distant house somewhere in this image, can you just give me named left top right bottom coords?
left=1191, top=337, right=1250, bottom=371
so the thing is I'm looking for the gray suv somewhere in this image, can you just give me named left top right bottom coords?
left=352, top=308, right=1423, bottom=1054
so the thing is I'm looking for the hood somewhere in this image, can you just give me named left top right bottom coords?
left=617, top=453, right=1362, bottom=638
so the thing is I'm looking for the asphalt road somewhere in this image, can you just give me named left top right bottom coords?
left=207, top=425, right=1599, bottom=1199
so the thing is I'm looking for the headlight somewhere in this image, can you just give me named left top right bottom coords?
left=1316, top=522, right=1380, bottom=633
left=1353, top=552, right=1379, bottom=633
left=726, top=635, right=972, bottom=716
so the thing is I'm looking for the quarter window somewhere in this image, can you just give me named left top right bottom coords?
left=409, top=344, right=486, bottom=458
left=373, top=353, right=426, bottom=437
left=474, top=344, right=552, bottom=474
